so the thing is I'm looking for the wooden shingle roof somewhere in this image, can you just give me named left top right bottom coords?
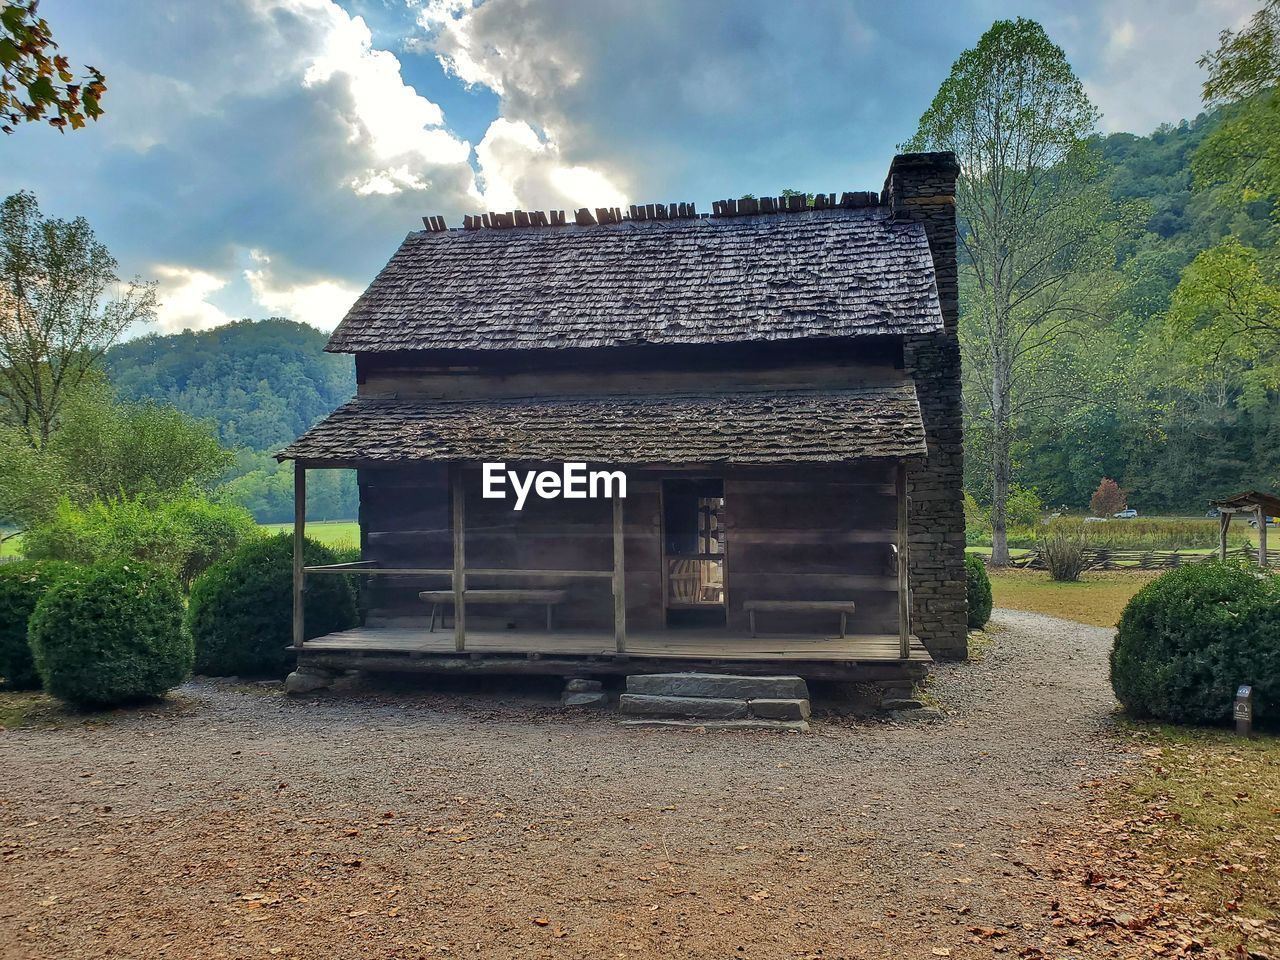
left=325, top=207, right=944, bottom=354
left=276, top=383, right=927, bottom=465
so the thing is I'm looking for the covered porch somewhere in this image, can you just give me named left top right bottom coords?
left=278, top=384, right=932, bottom=677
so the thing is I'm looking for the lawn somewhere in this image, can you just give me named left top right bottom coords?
left=260, top=519, right=359, bottom=549
left=988, top=568, right=1156, bottom=628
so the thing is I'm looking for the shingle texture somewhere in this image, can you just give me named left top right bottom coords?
left=277, top=383, right=927, bottom=465
left=325, top=208, right=944, bottom=353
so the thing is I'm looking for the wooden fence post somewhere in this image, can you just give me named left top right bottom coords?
left=613, top=492, right=626, bottom=653
left=451, top=464, right=466, bottom=652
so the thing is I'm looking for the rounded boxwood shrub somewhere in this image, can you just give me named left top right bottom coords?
left=0, top=560, right=79, bottom=690
left=29, top=562, right=191, bottom=708
left=1110, top=562, right=1280, bottom=725
left=965, top=553, right=993, bottom=629
left=187, top=533, right=357, bottom=678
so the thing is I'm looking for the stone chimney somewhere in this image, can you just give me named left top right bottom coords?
left=882, top=151, right=967, bottom=662
left=882, top=152, right=959, bottom=335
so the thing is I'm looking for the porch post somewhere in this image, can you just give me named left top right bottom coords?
left=1219, top=511, right=1230, bottom=562
left=292, top=461, right=306, bottom=649
left=613, top=490, right=626, bottom=653
left=896, top=462, right=910, bottom=660
left=1258, top=506, right=1269, bottom=568
left=451, top=463, right=466, bottom=652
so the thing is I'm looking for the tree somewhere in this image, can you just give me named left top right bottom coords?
left=1090, top=478, right=1127, bottom=516
left=905, top=18, right=1138, bottom=565
left=0, top=1, right=105, bottom=134
left=0, top=380, right=231, bottom=539
left=0, top=191, right=156, bottom=448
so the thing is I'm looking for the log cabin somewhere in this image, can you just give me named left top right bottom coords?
left=277, top=152, right=966, bottom=688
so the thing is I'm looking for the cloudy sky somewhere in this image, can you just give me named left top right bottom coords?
left=0, top=0, right=1255, bottom=335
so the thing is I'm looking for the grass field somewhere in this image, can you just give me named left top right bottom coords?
left=988, top=568, right=1156, bottom=628
left=260, top=520, right=359, bottom=548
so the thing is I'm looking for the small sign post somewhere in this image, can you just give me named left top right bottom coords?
left=1234, top=685, right=1254, bottom=737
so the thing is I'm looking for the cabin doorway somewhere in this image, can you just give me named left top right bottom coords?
left=661, top=478, right=726, bottom=628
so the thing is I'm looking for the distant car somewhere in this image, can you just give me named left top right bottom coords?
left=1083, top=516, right=1109, bottom=523
left=1113, top=509, right=1138, bottom=519
left=1206, top=509, right=1221, bottom=518
left=1248, top=516, right=1279, bottom=528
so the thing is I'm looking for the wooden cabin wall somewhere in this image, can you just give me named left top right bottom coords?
left=359, top=464, right=451, bottom=625
left=723, top=464, right=900, bottom=636
left=357, top=462, right=900, bottom=635
left=358, top=464, right=663, bottom=631
left=355, top=338, right=905, bottom=403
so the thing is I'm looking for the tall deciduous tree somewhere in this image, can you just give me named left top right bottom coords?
left=0, top=1, right=105, bottom=134
left=905, top=18, right=1135, bottom=564
left=1178, top=2, right=1280, bottom=378
left=0, top=191, right=156, bottom=448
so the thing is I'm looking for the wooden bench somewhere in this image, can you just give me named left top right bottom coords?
left=419, top=589, right=570, bottom=632
left=744, top=600, right=857, bottom=638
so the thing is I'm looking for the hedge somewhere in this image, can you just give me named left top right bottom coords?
left=964, top=554, right=992, bottom=629
left=1110, top=562, right=1280, bottom=725
left=187, top=533, right=357, bottom=678
left=0, top=560, right=79, bottom=690
left=29, top=561, right=192, bottom=707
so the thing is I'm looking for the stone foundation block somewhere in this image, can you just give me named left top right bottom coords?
left=619, top=694, right=749, bottom=720
left=626, top=673, right=807, bottom=701
left=748, top=698, right=811, bottom=720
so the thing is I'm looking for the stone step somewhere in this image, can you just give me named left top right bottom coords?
left=619, top=693, right=811, bottom=722
left=626, top=672, right=808, bottom=701
left=620, top=694, right=748, bottom=720
left=881, top=697, right=925, bottom=711
left=622, top=718, right=809, bottom=733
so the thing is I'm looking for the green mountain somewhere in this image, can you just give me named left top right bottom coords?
left=105, top=318, right=357, bottom=522
left=105, top=318, right=354, bottom=452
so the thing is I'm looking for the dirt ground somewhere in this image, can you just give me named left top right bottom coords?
left=1, top=611, right=1142, bottom=960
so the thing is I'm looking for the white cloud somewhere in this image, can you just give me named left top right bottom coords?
left=276, top=0, right=472, bottom=195
left=152, top=265, right=236, bottom=333
left=473, top=118, right=626, bottom=212
left=244, top=250, right=362, bottom=330
left=1079, top=0, right=1258, bottom=133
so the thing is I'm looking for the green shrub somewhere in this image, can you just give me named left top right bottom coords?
left=29, top=562, right=191, bottom=708
left=22, top=495, right=258, bottom=589
left=964, top=554, right=993, bottom=629
left=187, top=533, right=357, bottom=678
left=1110, top=563, right=1280, bottom=725
left=0, top=560, right=79, bottom=690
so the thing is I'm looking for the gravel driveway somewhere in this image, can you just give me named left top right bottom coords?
left=0, top=611, right=1131, bottom=960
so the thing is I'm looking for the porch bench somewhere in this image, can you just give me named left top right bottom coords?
left=744, top=600, right=857, bottom=638
left=419, top=589, right=570, bottom=632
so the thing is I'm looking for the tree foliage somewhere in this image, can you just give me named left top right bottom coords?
left=0, top=191, right=156, bottom=448
left=1089, top=478, right=1127, bottom=516
left=0, top=1, right=105, bottom=134
left=906, top=17, right=1139, bottom=564
left=29, top=561, right=191, bottom=708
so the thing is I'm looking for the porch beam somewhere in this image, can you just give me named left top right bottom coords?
left=292, top=462, right=306, bottom=650
left=896, top=462, right=910, bottom=660
left=613, top=491, right=626, bottom=653
left=1219, top=511, right=1230, bottom=562
left=451, top=463, right=466, bottom=652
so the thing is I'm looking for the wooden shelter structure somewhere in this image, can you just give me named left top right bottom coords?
left=1211, top=490, right=1280, bottom=567
left=277, top=153, right=967, bottom=684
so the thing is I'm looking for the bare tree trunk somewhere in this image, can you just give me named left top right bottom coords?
left=990, top=424, right=1011, bottom=566
left=989, top=356, right=1011, bottom=567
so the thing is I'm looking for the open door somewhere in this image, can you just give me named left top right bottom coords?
left=661, top=478, right=726, bottom=627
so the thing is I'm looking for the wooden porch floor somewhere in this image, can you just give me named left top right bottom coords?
left=301, top=626, right=931, bottom=663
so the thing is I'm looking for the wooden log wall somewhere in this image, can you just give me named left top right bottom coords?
left=357, top=463, right=901, bottom=636
left=724, top=464, right=901, bottom=635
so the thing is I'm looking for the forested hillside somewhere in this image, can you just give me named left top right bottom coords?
left=105, top=318, right=354, bottom=451
left=104, top=319, right=357, bottom=521
left=972, top=107, right=1279, bottom=514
